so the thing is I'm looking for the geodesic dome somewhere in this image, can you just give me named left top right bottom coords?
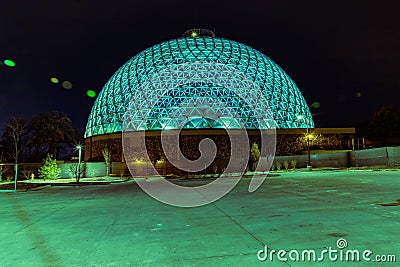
left=85, top=35, right=313, bottom=138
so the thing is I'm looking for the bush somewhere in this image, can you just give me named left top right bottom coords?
left=291, top=159, right=297, bottom=169
left=270, top=164, right=275, bottom=171
left=250, top=142, right=261, bottom=171
left=250, top=143, right=260, bottom=162
left=38, top=154, right=60, bottom=180
left=276, top=162, right=282, bottom=171
left=283, top=161, right=289, bottom=171
left=21, top=166, right=35, bottom=180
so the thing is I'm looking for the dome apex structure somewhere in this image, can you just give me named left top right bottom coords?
left=85, top=34, right=313, bottom=138
left=182, top=28, right=216, bottom=38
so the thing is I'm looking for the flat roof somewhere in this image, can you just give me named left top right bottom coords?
left=87, top=128, right=355, bottom=140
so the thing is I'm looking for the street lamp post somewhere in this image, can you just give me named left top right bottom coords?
left=76, top=145, right=82, bottom=181
left=296, top=115, right=312, bottom=169
left=307, top=128, right=311, bottom=170
left=297, top=102, right=320, bottom=171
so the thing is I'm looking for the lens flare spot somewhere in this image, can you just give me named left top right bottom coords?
left=62, top=81, right=73, bottom=89
left=3, top=59, right=16, bottom=67
left=50, top=77, right=59, bottom=84
left=311, top=102, right=320, bottom=109
left=87, top=90, right=96, bottom=98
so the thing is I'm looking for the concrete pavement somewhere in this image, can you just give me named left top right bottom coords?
left=0, top=170, right=399, bottom=266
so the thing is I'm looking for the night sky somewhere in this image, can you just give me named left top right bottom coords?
left=1, top=0, right=399, bottom=134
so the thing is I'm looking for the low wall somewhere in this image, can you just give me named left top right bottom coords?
left=58, top=162, right=107, bottom=178
left=273, top=152, right=351, bottom=169
left=351, top=147, right=388, bottom=167
left=57, top=146, right=400, bottom=177
left=0, top=163, right=42, bottom=180
left=111, top=162, right=131, bottom=177
left=351, top=146, right=400, bottom=167
left=2, top=147, right=399, bottom=180
left=273, top=146, right=400, bottom=169
left=386, top=146, right=400, bottom=166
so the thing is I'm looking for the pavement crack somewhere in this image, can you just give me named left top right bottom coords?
left=210, top=202, right=291, bottom=266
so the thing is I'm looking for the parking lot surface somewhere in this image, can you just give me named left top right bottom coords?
left=1, top=170, right=399, bottom=266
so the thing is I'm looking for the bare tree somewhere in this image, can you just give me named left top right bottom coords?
left=1, top=117, right=33, bottom=183
left=2, top=117, right=29, bottom=162
left=21, top=166, right=35, bottom=180
left=69, top=163, right=85, bottom=182
left=102, top=148, right=111, bottom=176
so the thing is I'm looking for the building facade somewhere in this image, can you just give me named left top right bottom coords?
left=84, top=29, right=354, bottom=173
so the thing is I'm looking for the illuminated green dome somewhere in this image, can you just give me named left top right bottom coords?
left=85, top=35, right=313, bottom=138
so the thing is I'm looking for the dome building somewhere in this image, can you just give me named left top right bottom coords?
left=85, top=30, right=312, bottom=138
left=84, top=29, right=353, bottom=172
